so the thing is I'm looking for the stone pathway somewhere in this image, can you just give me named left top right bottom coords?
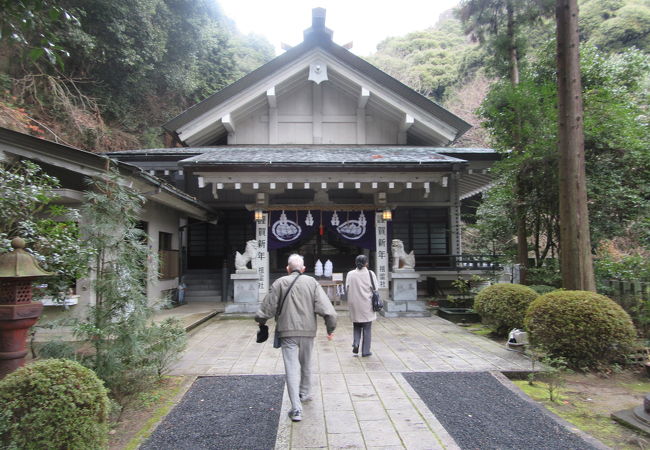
left=167, top=314, right=543, bottom=449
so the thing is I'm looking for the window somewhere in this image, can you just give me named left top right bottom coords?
left=158, top=231, right=179, bottom=279
left=159, top=232, right=173, bottom=251
left=392, top=208, right=449, bottom=255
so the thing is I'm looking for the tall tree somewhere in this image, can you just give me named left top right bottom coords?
left=555, top=0, right=596, bottom=290
left=458, top=0, right=553, bottom=283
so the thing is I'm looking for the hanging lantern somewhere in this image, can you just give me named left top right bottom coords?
left=382, top=209, right=392, bottom=221
left=254, top=210, right=264, bottom=221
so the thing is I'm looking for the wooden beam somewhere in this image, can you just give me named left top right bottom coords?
left=267, top=87, right=278, bottom=144
left=222, top=114, right=235, bottom=133
left=266, top=87, right=276, bottom=108
left=398, top=114, right=414, bottom=145
left=358, top=87, right=370, bottom=108
left=312, top=83, right=322, bottom=144
left=222, top=113, right=236, bottom=144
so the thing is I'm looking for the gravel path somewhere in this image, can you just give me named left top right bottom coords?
left=141, top=375, right=285, bottom=450
left=403, top=372, right=600, bottom=450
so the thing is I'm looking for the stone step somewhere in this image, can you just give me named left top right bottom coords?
left=184, top=295, right=221, bottom=302
left=184, top=276, right=221, bottom=282
left=185, top=290, right=220, bottom=297
left=185, top=284, right=221, bottom=289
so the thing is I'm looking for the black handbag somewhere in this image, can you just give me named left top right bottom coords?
left=256, top=323, right=269, bottom=343
left=273, top=272, right=302, bottom=348
left=369, top=270, right=383, bottom=312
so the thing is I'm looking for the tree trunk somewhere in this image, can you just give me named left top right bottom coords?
left=507, top=1, right=520, bottom=85
left=508, top=1, right=527, bottom=283
left=555, top=0, right=596, bottom=291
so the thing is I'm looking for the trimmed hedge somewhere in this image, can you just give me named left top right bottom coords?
left=474, top=284, right=539, bottom=336
left=525, top=290, right=637, bottom=368
left=528, top=285, right=557, bottom=295
left=0, top=358, right=110, bottom=449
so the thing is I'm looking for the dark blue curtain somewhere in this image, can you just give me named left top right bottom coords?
left=268, top=210, right=376, bottom=250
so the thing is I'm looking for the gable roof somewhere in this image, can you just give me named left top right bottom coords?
left=163, top=8, right=471, bottom=146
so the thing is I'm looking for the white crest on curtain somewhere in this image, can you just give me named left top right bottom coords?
left=305, top=210, right=314, bottom=226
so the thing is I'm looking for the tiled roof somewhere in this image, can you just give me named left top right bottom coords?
left=437, top=148, right=496, bottom=154
left=178, top=146, right=468, bottom=165
left=105, top=148, right=205, bottom=156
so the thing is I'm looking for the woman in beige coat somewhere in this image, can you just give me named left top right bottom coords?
left=345, top=254, right=378, bottom=357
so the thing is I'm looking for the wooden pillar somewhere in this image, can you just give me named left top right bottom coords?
left=449, top=172, right=461, bottom=256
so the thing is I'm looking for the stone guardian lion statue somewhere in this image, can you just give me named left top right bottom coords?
left=391, top=239, right=415, bottom=270
left=235, top=240, right=258, bottom=271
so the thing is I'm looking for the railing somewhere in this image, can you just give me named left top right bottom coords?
left=604, top=279, right=650, bottom=302
left=159, top=250, right=180, bottom=280
left=415, top=254, right=503, bottom=271
left=603, top=279, right=650, bottom=338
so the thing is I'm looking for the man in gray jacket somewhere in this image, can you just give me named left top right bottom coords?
left=256, top=254, right=337, bottom=422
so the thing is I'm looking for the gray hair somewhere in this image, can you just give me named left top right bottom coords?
left=287, top=254, right=305, bottom=271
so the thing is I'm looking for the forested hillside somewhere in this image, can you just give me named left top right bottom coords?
left=369, top=0, right=650, bottom=150
left=369, top=0, right=648, bottom=286
left=0, top=0, right=273, bottom=151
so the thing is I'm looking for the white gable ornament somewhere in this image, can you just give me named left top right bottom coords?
left=308, top=62, right=328, bottom=84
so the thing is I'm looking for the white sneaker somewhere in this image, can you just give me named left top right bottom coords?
left=288, top=409, right=302, bottom=422
left=299, top=393, right=313, bottom=402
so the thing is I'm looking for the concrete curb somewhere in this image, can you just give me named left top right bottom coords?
left=184, top=311, right=220, bottom=332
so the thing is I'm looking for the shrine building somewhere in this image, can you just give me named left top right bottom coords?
left=108, top=8, right=499, bottom=314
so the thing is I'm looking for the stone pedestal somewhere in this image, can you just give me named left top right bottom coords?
left=382, top=270, right=430, bottom=318
left=225, top=270, right=260, bottom=315
left=391, top=269, right=419, bottom=301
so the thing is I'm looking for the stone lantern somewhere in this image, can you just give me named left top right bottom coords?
left=0, top=237, right=52, bottom=378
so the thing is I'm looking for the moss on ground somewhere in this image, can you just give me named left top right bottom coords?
left=110, top=376, right=191, bottom=450
left=513, top=380, right=646, bottom=449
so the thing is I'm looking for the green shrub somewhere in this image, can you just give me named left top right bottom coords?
left=0, top=359, right=109, bottom=449
left=526, top=260, right=561, bottom=287
left=143, top=318, right=187, bottom=378
left=37, top=339, right=78, bottom=360
left=528, top=285, right=558, bottom=295
left=474, top=283, right=539, bottom=336
left=524, top=290, right=637, bottom=369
